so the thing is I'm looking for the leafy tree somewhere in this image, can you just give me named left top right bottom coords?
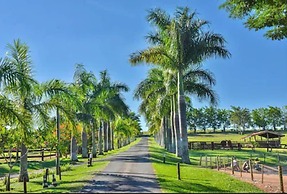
left=217, top=108, right=230, bottom=132
left=230, top=106, right=251, bottom=134
left=267, top=106, right=282, bottom=130
left=251, top=108, right=268, bottom=130
left=204, top=106, right=220, bottom=133
left=282, top=106, right=287, bottom=130
left=220, top=0, right=287, bottom=40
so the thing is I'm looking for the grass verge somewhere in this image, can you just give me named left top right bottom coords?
left=148, top=137, right=263, bottom=193
left=0, top=138, right=141, bottom=193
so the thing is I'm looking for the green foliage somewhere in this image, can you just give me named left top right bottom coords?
left=220, top=0, right=287, bottom=40
left=230, top=106, right=251, bottom=133
left=251, top=108, right=268, bottom=130
left=267, top=106, right=282, bottom=130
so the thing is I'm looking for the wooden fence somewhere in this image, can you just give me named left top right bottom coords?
left=188, top=141, right=246, bottom=150
left=0, top=149, right=56, bottom=163
left=198, top=155, right=286, bottom=193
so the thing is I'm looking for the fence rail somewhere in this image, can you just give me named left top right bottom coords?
left=0, top=149, right=56, bottom=162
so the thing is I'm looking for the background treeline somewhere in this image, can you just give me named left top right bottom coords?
left=187, top=105, right=287, bottom=134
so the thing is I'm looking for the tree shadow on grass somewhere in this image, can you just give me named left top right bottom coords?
left=157, top=177, right=229, bottom=193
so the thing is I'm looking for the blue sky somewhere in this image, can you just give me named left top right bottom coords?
left=1, top=0, right=286, bottom=131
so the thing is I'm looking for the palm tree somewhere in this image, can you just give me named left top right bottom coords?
left=73, top=64, right=98, bottom=158
left=135, top=65, right=217, bottom=156
left=2, top=39, right=38, bottom=181
left=130, top=7, right=230, bottom=164
left=3, top=39, right=79, bottom=181
left=91, top=70, right=129, bottom=154
left=39, top=79, right=79, bottom=169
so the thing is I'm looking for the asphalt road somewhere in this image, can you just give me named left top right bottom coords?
left=80, top=137, right=162, bottom=193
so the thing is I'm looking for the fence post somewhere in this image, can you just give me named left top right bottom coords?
left=210, top=156, right=212, bottom=168
left=224, top=158, right=226, bottom=171
left=263, top=153, right=266, bottom=164
left=45, top=168, right=49, bottom=184
left=199, top=155, right=202, bottom=166
left=278, top=166, right=284, bottom=193
left=261, top=164, right=264, bottom=184
left=216, top=156, right=219, bottom=171
left=219, top=156, right=221, bottom=168
left=59, top=166, right=62, bottom=180
left=231, top=157, right=234, bottom=175
left=277, top=153, right=280, bottom=165
left=177, top=163, right=181, bottom=180
left=205, top=156, right=207, bottom=168
left=23, top=176, right=27, bottom=194
left=41, top=149, right=44, bottom=161
left=249, top=159, right=254, bottom=181
left=239, top=160, right=242, bottom=177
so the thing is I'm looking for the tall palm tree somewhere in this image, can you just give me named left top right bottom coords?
left=73, top=64, right=97, bottom=158
left=130, top=7, right=230, bottom=164
left=3, top=39, right=78, bottom=180
left=3, top=39, right=38, bottom=181
left=135, top=66, right=217, bottom=156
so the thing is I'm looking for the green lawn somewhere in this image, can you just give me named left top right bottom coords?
left=148, top=137, right=263, bottom=193
left=0, top=138, right=141, bottom=193
left=188, top=130, right=287, bottom=144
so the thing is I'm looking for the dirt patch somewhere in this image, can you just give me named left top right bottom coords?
left=217, top=167, right=287, bottom=193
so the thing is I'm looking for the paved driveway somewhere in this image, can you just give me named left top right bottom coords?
left=80, top=137, right=162, bottom=193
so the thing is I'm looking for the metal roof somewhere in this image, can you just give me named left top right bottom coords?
left=241, top=130, right=285, bottom=139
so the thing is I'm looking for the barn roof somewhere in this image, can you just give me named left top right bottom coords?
left=241, top=130, right=285, bottom=139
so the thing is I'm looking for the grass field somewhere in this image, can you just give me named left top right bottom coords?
left=188, top=130, right=287, bottom=144
left=148, top=137, right=263, bottom=193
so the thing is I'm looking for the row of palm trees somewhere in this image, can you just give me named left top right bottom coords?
left=129, top=7, right=231, bottom=164
left=0, top=40, right=141, bottom=182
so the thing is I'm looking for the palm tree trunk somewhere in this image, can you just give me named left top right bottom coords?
left=173, top=95, right=181, bottom=157
left=91, top=121, right=97, bottom=157
left=178, top=70, right=191, bottom=164
left=19, top=142, right=29, bottom=182
left=103, top=122, right=108, bottom=152
left=170, top=99, right=176, bottom=153
left=107, top=121, right=112, bottom=151
left=160, top=117, right=166, bottom=148
left=81, top=124, right=88, bottom=158
left=166, top=117, right=172, bottom=152
left=56, top=108, right=60, bottom=175
left=111, top=124, right=114, bottom=150
left=98, top=121, right=103, bottom=155
left=70, top=136, right=78, bottom=161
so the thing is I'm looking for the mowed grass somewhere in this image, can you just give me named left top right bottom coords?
left=188, top=132, right=244, bottom=142
left=188, top=130, right=287, bottom=144
left=0, top=138, right=142, bottom=193
left=148, top=138, right=263, bottom=193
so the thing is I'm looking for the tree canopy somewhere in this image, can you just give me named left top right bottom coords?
left=220, top=0, right=287, bottom=40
